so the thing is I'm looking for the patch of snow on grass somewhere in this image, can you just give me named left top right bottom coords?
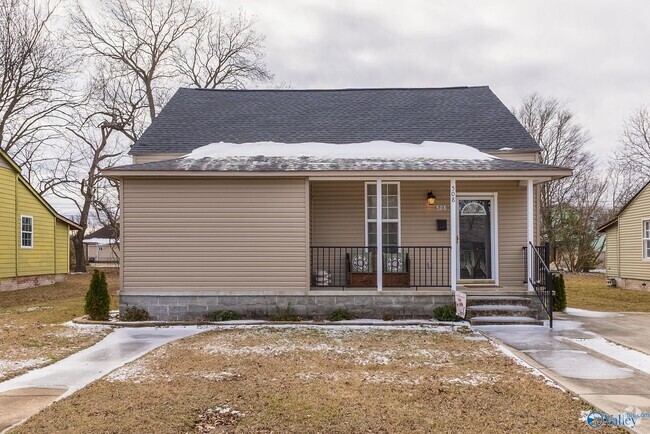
left=197, top=371, right=239, bottom=381
left=569, top=337, right=650, bottom=375
left=184, top=141, right=496, bottom=161
left=0, top=358, right=49, bottom=379
left=447, top=374, right=500, bottom=386
left=105, top=349, right=170, bottom=383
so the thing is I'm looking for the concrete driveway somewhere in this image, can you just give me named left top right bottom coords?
left=0, top=325, right=209, bottom=433
left=476, top=309, right=650, bottom=433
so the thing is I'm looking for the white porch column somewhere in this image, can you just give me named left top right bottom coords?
left=450, top=179, right=457, bottom=291
left=526, top=179, right=534, bottom=292
left=376, top=179, right=383, bottom=291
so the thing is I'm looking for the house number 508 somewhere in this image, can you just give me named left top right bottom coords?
left=436, top=205, right=447, bottom=211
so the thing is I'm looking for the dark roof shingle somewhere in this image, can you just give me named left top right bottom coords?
left=130, top=87, right=541, bottom=155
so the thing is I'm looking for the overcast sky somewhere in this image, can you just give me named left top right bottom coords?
left=216, top=0, right=648, bottom=159
left=49, top=0, right=650, bottom=216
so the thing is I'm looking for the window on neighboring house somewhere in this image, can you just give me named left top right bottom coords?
left=21, top=216, right=33, bottom=248
left=366, top=182, right=400, bottom=247
left=643, top=220, right=650, bottom=259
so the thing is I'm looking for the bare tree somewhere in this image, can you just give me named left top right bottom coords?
left=175, top=9, right=271, bottom=89
left=617, top=106, right=650, bottom=178
left=604, top=156, right=646, bottom=215
left=515, top=93, right=597, bottom=267
left=71, top=0, right=206, bottom=122
left=605, top=106, right=650, bottom=213
left=555, top=171, right=607, bottom=271
left=49, top=67, right=144, bottom=272
left=0, top=0, right=73, bottom=171
left=71, top=0, right=271, bottom=124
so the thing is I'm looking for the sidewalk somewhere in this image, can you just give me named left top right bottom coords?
left=476, top=310, right=650, bottom=433
left=0, top=326, right=207, bottom=432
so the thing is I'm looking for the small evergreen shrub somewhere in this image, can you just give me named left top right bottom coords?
left=382, top=312, right=395, bottom=321
left=328, top=308, right=354, bottom=321
left=433, top=304, right=463, bottom=321
left=272, top=303, right=300, bottom=322
left=84, top=269, right=110, bottom=320
left=211, top=310, right=241, bottom=321
left=553, top=273, right=567, bottom=312
left=121, top=306, right=151, bottom=321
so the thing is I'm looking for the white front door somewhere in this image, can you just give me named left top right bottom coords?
left=457, top=195, right=497, bottom=282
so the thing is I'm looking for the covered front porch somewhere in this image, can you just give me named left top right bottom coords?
left=308, top=177, right=539, bottom=293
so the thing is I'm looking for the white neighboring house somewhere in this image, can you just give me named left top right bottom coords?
left=83, top=226, right=119, bottom=267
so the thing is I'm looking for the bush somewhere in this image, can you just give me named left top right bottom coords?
left=382, top=312, right=395, bottom=321
left=272, top=303, right=300, bottom=322
left=328, top=308, right=354, bottom=321
left=211, top=310, right=241, bottom=322
left=121, top=306, right=151, bottom=321
left=84, top=269, right=110, bottom=320
left=553, top=273, right=567, bottom=312
left=433, top=304, right=462, bottom=321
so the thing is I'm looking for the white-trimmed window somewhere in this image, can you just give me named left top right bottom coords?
left=642, top=220, right=650, bottom=259
left=20, top=216, right=33, bottom=248
left=365, top=182, right=400, bottom=247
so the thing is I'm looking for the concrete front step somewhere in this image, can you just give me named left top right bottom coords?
left=466, top=304, right=537, bottom=319
left=466, top=296, right=533, bottom=307
left=470, top=316, right=544, bottom=326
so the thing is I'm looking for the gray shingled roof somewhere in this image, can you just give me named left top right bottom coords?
left=109, top=156, right=566, bottom=173
left=130, top=87, right=541, bottom=155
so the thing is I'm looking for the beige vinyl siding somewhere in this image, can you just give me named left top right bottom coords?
left=16, top=179, right=56, bottom=276
left=122, top=177, right=308, bottom=293
left=310, top=180, right=527, bottom=288
left=132, top=153, right=184, bottom=164
left=605, top=224, right=619, bottom=277
left=0, top=167, right=16, bottom=278
left=310, top=181, right=365, bottom=246
left=458, top=181, right=527, bottom=288
left=618, top=186, right=650, bottom=280
left=55, top=220, right=69, bottom=274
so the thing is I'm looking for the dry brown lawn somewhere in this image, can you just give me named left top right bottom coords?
left=564, top=273, right=650, bottom=312
left=13, top=326, right=615, bottom=434
left=0, top=268, right=119, bottom=380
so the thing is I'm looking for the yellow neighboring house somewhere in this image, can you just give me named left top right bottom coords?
left=0, top=149, right=81, bottom=291
left=597, top=181, right=650, bottom=291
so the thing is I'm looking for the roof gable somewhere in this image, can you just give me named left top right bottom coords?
left=0, top=149, right=81, bottom=229
left=130, top=86, right=541, bottom=155
left=597, top=180, right=650, bottom=233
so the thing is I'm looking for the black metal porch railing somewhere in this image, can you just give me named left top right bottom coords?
left=310, top=246, right=451, bottom=289
left=528, top=241, right=554, bottom=328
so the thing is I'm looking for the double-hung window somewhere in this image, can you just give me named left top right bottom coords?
left=21, top=216, right=33, bottom=248
left=642, top=220, right=650, bottom=259
left=365, top=182, right=400, bottom=248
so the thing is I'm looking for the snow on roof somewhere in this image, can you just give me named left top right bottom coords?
left=184, top=141, right=496, bottom=161
left=82, top=238, right=116, bottom=245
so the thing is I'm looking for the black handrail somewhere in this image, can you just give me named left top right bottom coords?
left=528, top=241, right=554, bottom=328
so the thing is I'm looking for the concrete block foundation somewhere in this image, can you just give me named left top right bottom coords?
left=119, top=292, right=456, bottom=321
left=0, top=274, right=66, bottom=292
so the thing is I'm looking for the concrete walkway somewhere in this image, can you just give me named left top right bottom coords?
left=476, top=310, right=650, bottom=433
left=0, top=326, right=208, bottom=432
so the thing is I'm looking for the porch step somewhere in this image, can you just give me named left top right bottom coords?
left=465, top=304, right=537, bottom=319
left=465, top=295, right=545, bottom=326
left=466, top=296, right=532, bottom=307
left=470, top=316, right=544, bottom=326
